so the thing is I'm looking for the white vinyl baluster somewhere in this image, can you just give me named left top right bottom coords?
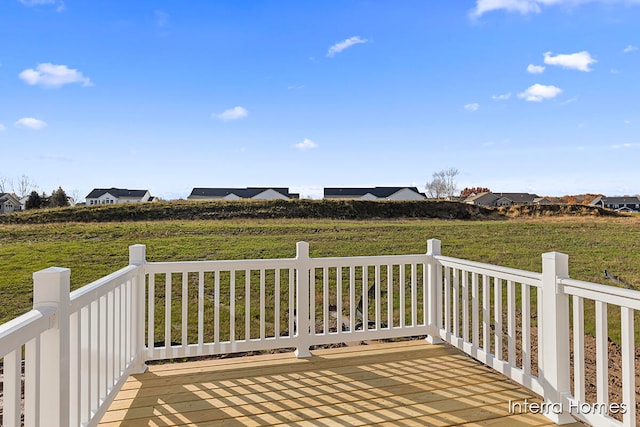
left=399, top=264, right=405, bottom=328
left=595, top=300, right=609, bottom=405
left=621, top=307, right=636, bottom=427
left=507, top=280, right=516, bottom=366
left=289, top=268, right=294, bottom=338
left=230, top=271, right=236, bottom=342
left=275, top=269, right=281, bottom=338
left=323, top=267, right=329, bottom=334
left=472, top=273, right=479, bottom=347
left=522, top=284, right=531, bottom=375
left=482, top=274, right=490, bottom=351
left=452, top=268, right=459, bottom=337
left=147, top=274, right=155, bottom=352
left=572, top=295, right=585, bottom=402
left=214, top=271, right=220, bottom=344
left=3, top=349, right=21, bottom=427
left=245, top=270, right=251, bottom=341
left=462, top=271, right=469, bottom=342
left=494, top=277, right=502, bottom=358
left=164, top=274, right=172, bottom=351
left=198, top=271, right=204, bottom=348
left=387, top=265, right=394, bottom=328
left=411, top=264, right=417, bottom=328
left=444, top=267, right=451, bottom=332
left=181, top=272, right=188, bottom=348
left=260, top=269, right=266, bottom=339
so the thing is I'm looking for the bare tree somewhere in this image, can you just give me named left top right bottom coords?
left=12, top=174, right=37, bottom=198
left=426, top=174, right=446, bottom=200
left=69, top=189, right=80, bottom=205
left=0, top=176, right=9, bottom=193
left=426, top=168, right=459, bottom=200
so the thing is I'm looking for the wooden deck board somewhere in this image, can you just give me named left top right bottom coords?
left=99, top=341, right=581, bottom=426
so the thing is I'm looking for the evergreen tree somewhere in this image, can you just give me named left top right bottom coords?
left=50, top=187, right=70, bottom=208
left=25, top=191, right=42, bottom=209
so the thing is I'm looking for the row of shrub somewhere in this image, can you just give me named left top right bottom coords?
left=0, top=199, right=618, bottom=224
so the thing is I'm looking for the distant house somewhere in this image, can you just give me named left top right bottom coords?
left=589, top=196, right=640, bottom=212
left=187, top=187, right=300, bottom=201
left=464, top=192, right=551, bottom=207
left=85, top=188, right=153, bottom=205
left=323, top=187, right=426, bottom=201
left=0, top=192, right=21, bottom=213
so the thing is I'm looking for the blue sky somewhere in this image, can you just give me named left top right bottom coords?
left=1, top=0, right=639, bottom=200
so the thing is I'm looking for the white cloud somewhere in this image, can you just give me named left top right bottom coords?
left=294, top=138, right=318, bottom=150
left=464, top=103, right=479, bottom=112
left=14, top=117, right=47, bottom=130
left=492, top=92, right=512, bottom=100
left=0, top=124, right=5, bottom=132
left=624, top=44, right=638, bottom=53
left=612, top=143, right=639, bottom=149
left=470, top=0, right=543, bottom=17
left=527, top=64, right=545, bottom=74
left=19, top=0, right=64, bottom=11
left=543, top=51, right=596, bottom=72
left=518, top=83, right=562, bottom=102
left=470, top=0, right=640, bottom=18
left=327, top=36, right=368, bottom=58
left=19, top=63, right=92, bottom=88
left=214, top=106, right=249, bottom=121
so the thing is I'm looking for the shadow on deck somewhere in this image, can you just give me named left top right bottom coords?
left=98, top=340, right=583, bottom=426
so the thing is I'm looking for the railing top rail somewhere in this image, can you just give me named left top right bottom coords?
left=0, top=308, right=53, bottom=358
left=435, top=254, right=542, bottom=286
left=559, top=277, right=640, bottom=310
left=309, top=253, right=425, bottom=268
left=145, top=253, right=427, bottom=273
left=69, top=264, right=139, bottom=312
left=145, top=257, right=298, bottom=273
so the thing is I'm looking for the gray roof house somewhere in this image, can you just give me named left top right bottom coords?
left=323, top=187, right=426, bottom=201
left=0, top=192, right=21, bottom=214
left=187, top=187, right=300, bottom=201
left=589, top=196, right=640, bottom=212
left=85, top=188, right=153, bottom=205
left=464, top=192, right=550, bottom=207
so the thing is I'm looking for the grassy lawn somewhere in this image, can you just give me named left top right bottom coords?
left=1, top=216, right=639, bottom=341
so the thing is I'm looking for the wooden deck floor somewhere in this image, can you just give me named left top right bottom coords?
left=98, top=340, right=581, bottom=426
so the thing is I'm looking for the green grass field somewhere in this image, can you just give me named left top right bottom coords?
left=1, top=216, right=639, bottom=342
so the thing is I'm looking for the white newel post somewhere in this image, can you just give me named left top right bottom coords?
left=541, top=252, right=574, bottom=424
left=426, top=239, right=442, bottom=344
left=33, top=266, right=71, bottom=427
left=295, top=241, right=312, bottom=357
left=129, top=244, right=148, bottom=373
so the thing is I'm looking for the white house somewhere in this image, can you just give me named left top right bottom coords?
left=323, top=187, right=426, bottom=201
left=85, top=188, right=153, bottom=205
left=589, top=196, right=640, bottom=212
left=0, top=192, right=21, bottom=213
left=187, top=187, right=300, bottom=201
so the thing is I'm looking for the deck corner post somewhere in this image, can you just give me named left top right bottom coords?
left=541, top=252, right=574, bottom=424
left=294, top=241, right=312, bottom=358
left=33, top=266, right=71, bottom=427
left=129, top=244, right=148, bottom=373
left=426, top=239, right=442, bottom=344
left=129, top=244, right=147, bottom=266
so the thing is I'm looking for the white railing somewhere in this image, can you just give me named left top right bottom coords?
left=0, top=239, right=637, bottom=426
left=560, top=277, right=639, bottom=427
